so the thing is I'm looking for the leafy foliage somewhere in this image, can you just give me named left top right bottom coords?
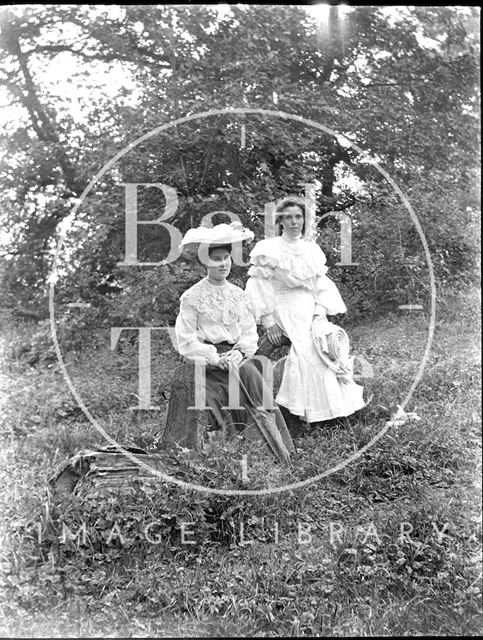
left=0, top=5, right=479, bottom=328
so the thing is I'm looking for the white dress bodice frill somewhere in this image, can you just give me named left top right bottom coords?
left=245, top=235, right=347, bottom=328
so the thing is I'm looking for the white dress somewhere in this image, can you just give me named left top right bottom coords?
left=245, top=234, right=365, bottom=422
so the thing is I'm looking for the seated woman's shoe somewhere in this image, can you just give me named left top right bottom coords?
left=279, top=405, right=307, bottom=438
left=310, top=416, right=351, bottom=430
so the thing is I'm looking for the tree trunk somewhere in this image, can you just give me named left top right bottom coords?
left=161, top=362, right=208, bottom=451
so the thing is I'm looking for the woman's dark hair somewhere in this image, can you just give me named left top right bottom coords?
left=274, top=196, right=306, bottom=235
left=195, top=243, right=232, bottom=267
left=207, top=243, right=232, bottom=257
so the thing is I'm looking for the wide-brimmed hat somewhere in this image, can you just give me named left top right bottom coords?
left=311, top=316, right=354, bottom=383
left=179, top=220, right=254, bottom=252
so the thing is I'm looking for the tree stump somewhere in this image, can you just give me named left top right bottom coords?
left=161, top=361, right=210, bottom=451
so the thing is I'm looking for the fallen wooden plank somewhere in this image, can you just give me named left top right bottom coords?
left=49, top=446, right=187, bottom=500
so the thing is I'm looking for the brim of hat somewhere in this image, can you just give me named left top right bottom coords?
left=179, top=240, right=244, bottom=252
left=180, top=225, right=254, bottom=248
left=181, top=240, right=242, bottom=247
left=180, top=237, right=251, bottom=247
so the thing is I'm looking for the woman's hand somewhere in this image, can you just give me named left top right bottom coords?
left=217, top=354, right=230, bottom=370
left=313, top=304, right=328, bottom=321
left=217, top=350, right=243, bottom=370
left=266, top=324, right=284, bottom=346
left=226, top=350, right=244, bottom=368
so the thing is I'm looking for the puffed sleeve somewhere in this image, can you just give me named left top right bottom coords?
left=234, top=296, right=259, bottom=358
left=313, top=275, right=347, bottom=316
left=244, top=275, right=277, bottom=328
left=306, top=242, right=347, bottom=316
left=174, top=298, right=220, bottom=366
left=245, top=239, right=279, bottom=328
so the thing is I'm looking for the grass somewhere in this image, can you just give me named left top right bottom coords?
left=0, top=287, right=481, bottom=637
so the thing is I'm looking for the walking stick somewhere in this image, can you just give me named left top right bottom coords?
left=228, top=363, right=292, bottom=466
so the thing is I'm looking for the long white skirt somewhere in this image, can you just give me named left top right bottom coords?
left=274, top=288, right=365, bottom=422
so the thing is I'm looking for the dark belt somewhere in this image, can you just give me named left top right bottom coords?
left=202, top=340, right=235, bottom=353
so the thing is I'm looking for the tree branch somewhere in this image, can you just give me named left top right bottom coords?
left=319, top=194, right=356, bottom=216
left=0, top=25, right=84, bottom=195
left=27, top=43, right=171, bottom=67
left=319, top=5, right=340, bottom=84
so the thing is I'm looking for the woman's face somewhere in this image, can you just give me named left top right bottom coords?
left=206, top=247, right=232, bottom=282
left=279, top=205, right=304, bottom=238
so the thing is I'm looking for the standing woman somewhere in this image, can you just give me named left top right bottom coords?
left=174, top=222, right=294, bottom=462
left=245, top=196, right=365, bottom=432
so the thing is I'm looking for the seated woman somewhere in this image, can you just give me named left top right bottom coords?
left=245, top=196, right=365, bottom=433
left=174, top=221, right=294, bottom=464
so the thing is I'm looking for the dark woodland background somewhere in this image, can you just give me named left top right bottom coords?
left=0, top=5, right=479, bottom=331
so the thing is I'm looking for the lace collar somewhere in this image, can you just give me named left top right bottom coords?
left=181, top=278, right=248, bottom=324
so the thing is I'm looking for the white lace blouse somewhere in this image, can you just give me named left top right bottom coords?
left=174, top=277, right=259, bottom=366
left=245, top=234, right=347, bottom=328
